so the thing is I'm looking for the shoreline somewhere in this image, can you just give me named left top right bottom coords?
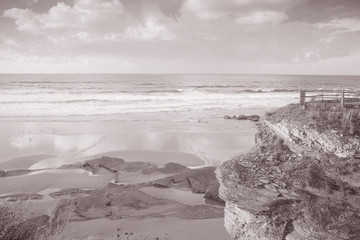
left=0, top=114, right=260, bottom=169
left=0, top=109, right=263, bottom=240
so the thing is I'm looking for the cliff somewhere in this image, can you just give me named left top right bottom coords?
left=217, top=104, right=360, bottom=240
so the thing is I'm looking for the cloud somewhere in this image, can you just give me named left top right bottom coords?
left=121, top=0, right=183, bottom=20
left=236, top=11, right=288, bottom=24
left=3, top=8, right=41, bottom=34
left=3, top=0, right=176, bottom=43
left=124, top=18, right=176, bottom=41
left=2, top=0, right=360, bottom=74
left=1, top=35, right=22, bottom=48
left=318, top=18, right=360, bottom=33
left=182, top=0, right=291, bottom=23
left=287, top=0, right=360, bottom=23
left=4, top=0, right=125, bottom=34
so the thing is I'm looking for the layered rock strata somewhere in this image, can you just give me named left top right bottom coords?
left=217, top=104, right=360, bottom=240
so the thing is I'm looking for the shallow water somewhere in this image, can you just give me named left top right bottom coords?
left=0, top=121, right=257, bottom=169
left=140, top=187, right=206, bottom=205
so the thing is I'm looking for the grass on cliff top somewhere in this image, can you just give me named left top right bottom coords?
left=265, top=103, right=360, bottom=135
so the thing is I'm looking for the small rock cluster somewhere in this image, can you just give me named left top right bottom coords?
left=224, top=114, right=260, bottom=122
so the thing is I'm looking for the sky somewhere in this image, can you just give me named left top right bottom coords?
left=0, top=0, right=360, bottom=74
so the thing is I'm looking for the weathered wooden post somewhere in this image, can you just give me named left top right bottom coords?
left=341, top=89, right=345, bottom=108
left=300, top=90, right=306, bottom=109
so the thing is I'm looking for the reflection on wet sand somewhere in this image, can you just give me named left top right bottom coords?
left=0, top=121, right=256, bottom=169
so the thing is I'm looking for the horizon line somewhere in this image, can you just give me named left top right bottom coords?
left=0, top=73, right=360, bottom=77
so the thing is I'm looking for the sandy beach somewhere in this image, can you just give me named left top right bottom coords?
left=0, top=113, right=260, bottom=240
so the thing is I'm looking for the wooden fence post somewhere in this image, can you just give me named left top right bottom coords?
left=341, top=90, right=345, bottom=108
left=300, top=90, right=306, bottom=109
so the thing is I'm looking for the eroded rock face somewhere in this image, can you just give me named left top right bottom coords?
left=267, top=119, right=359, bottom=158
left=217, top=106, right=360, bottom=240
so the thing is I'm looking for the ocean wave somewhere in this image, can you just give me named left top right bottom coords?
left=236, top=89, right=299, bottom=93
left=189, top=85, right=246, bottom=88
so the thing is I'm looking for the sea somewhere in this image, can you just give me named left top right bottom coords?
left=0, top=74, right=359, bottom=119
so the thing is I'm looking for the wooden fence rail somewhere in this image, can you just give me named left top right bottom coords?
left=300, top=89, right=360, bottom=109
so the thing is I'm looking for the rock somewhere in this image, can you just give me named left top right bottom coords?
left=224, top=114, right=260, bottom=122
left=187, top=176, right=208, bottom=193
left=153, top=167, right=218, bottom=193
left=75, top=190, right=112, bottom=219
left=161, top=162, right=188, bottom=173
left=73, top=185, right=182, bottom=220
left=83, top=156, right=126, bottom=174
left=217, top=105, right=360, bottom=240
left=203, top=180, right=225, bottom=204
left=83, top=156, right=161, bottom=175
left=247, top=115, right=260, bottom=122
left=153, top=183, right=170, bottom=188
left=0, top=169, right=31, bottom=178
left=237, top=115, right=248, bottom=120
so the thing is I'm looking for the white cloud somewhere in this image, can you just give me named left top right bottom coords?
left=3, top=8, right=41, bottom=34
left=236, top=11, right=288, bottom=24
left=318, top=18, right=360, bottom=33
left=73, top=32, right=92, bottom=42
left=124, top=19, right=176, bottom=41
left=3, top=0, right=175, bottom=44
left=1, top=35, right=22, bottom=48
left=183, top=0, right=291, bottom=22
left=3, top=0, right=124, bottom=35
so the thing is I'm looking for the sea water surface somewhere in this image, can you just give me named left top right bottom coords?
left=1, top=74, right=359, bottom=119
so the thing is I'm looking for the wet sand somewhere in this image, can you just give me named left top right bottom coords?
left=62, top=217, right=231, bottom=240
left=0, top=118, right=258, bottom=170
left=0, top=109, right=263, bottom=240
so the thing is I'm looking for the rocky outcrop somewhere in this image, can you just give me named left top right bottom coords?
left=224, top=114, right=260, bottom=122
left=265, top=119, right=359, bottom=158
left=152, top=166, right=224, bottom=203
left=82, top=156, right=188, bottom=175
left=217, top=105, right=360, bottom=240
left=73, top=184, right=182, bottom=220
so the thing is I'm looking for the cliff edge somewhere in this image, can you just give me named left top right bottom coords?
left=217, top=104, right=360, bottom=240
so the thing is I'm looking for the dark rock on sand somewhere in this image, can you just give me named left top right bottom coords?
left=224, top=114, right=260, bottom=122
left=153, top=183, right=170, bottom=188
left=152, top=166, right=223, bottom=203
left=161, top=162, right=188, bottom=173
left=83, top=156, right=162, bottom=175
left=0, top=169, right=32, bottom=178
left=83, top=156, right=126, bottom=174
left=73, top=185, right=181, bottom=220
left=203, top=180, right=225, bottom=204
